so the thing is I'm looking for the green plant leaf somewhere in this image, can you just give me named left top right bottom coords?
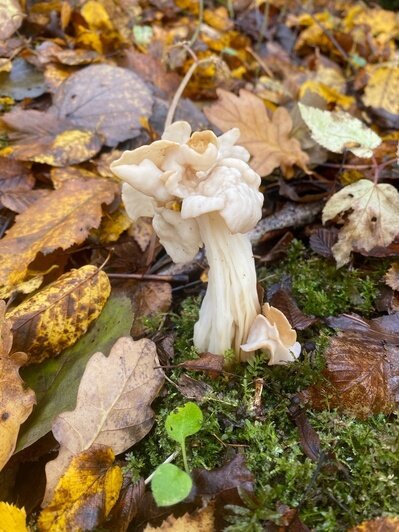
left=151, top=463, right=192, bottom=506
left=16, top=294, right=134, bottom=452
left=165, top=402, right=203, bottom=446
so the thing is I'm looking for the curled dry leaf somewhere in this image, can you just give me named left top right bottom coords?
left=0, top=302, right=36, bottom=471
left=39, top=447, right=123, bottom=532
left=301, top=331, right=399, bottom=418
left=322, top=179, right=399, bottom=267
left=0, top=177, right=117, bottom=288
left=144, top=503, right=215, bottom=531
left=7, top=265, right=111, bottom=364
left=43, top=336, right=164, bottom=504
left=204, top=89, right=309, bottom=177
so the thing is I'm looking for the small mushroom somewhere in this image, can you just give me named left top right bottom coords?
left=111, top=121, right=263, bottom=362
left=241, top=303, right=301, bottom=365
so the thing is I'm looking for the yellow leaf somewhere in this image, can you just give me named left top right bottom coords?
left=43, top=337, right=164, bottom=504
left=97, top=207, right=132, bottom=244
left=81, top=0, right=113, bottom=31
left=205, top=89, right=309, bottom=177
left=0, top=177, right=117, bottom=287
left=350, top=516, right=399, bottom=531
left=300, top=81, right=354, bottom=109
left=0, top=502, right=28, bottom=532
left=0, top=274, right=44, bottom=300
left=362, top=66, right=399, bottom=117
left=39, top=447, right=122, bottom=532
left=7, top=265, right=111, bottom=364
left=322, top=179, right=399, bottom=267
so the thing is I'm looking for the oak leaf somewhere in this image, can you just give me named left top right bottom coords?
left=0, top=302, right=36, bottom=471
left=204, top=89, right=309, bottom=177
left=0, top=502, right=28, bottom=532
left=17, top=294, right=134, bottom=452
left=0, top=177, right=117, bottom=288
left=7, top=265, right=111, bottom=364
left=39, top=447, right=122, bottom=532
left=43, top=336, right=164, bottom=503
left=322, top=179, right=399, bottom=267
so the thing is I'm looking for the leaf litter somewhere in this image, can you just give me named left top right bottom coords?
left=0, top=0, right=399, bottom=530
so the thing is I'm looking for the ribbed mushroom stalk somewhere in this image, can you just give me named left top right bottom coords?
left=110, top=121, right=263, bottom=362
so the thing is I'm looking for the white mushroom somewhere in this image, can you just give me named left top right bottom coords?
left=111, top=121, right=263, bottom=361
left=241, top=304, right=301, bottom=365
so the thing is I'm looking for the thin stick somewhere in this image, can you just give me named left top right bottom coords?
left=189, top=0, right=204, bottom=48
left=107, top=273, right=189, bottom=282
left=144, top=451, right=179, bottom=485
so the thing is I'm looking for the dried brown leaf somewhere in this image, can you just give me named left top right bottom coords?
left=145, top=503, right=215, bottom=531
left=350, top=516, right=399, bottom=532
left=0, top=177, right=117, bottom=287
left=43, top=336, right=164, bottom=504
left=204, top=89, right=309, bottom=177
left=269, top=289, right=317, bottom=330
left=385, top=263, right=399, bottom=290
left=106, top=478, right=145, bottom=532
left=0, top=0, right=23, bottom=40
left=178, top=352, right=224, bottom=377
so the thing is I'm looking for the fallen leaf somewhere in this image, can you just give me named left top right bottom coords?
left=0, top=502, right=28, bottom=532
left=350, top=516, right=399, bottom=531
left=204, top=89, right=309, bottom=177
left=301, top=331, right=399, bottom=418
left=0, top=157, right=34, bottom=208
left=7, top=265, right=111, bottom=363
left=177, top=374, right=212, bottom=401
left=269, top=288, right=317, bottom=330
left=0, top=302, right=36, bottom=470
left=39, top=447, right=123, bottom=532
left=2, top=109, right=103, bottom=166
left=43, top=336, right=164, bottom=503
left=288, top=397, right=320, bottom=461
left=0, top=0, right=23, bottom=40
left=145, top=503, right=215, bottom=530
left=131, top=281, right=172, bottom=337
left=53, top=64, right=153, bottom=146
left=178, top=352, right=224, bottom=378
left=309, top=227, right=338, bottom=258
left=322, top=179, right=399, bottom=267
left=2, top=189, right=50, bottom=213
left=363, top=66, right=399, bottom=126
left=298, top=104, right=381, bottom=158
left=0, top=177, right=117, bottom=287
left=17, top=294, right=134, bottom=452
left=385, top=263, right=399, bottom=290
left=0, top=58, right=46, bottom=101
left=326, top=312, right=399, bottom=344
left=106, top=477, right=145, bottom=532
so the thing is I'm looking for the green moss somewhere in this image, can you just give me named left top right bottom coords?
left=259, top=240, right=384, bottom=317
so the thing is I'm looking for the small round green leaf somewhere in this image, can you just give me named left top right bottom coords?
left=165, top=402, right=203, bottom=445
left=151, top=463, right=192, bottom=506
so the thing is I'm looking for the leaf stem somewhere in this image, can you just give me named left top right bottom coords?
left=181, top=441, right=190, bottom=474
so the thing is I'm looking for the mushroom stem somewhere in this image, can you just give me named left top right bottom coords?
left=194, top=212, right=260, bottom=361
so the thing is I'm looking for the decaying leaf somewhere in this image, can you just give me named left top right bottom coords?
left=322, top=179, right=399, bottom=267
left=2, top=109, right=103, bottom=166
left=17, top=294, right=134, bottom=452
left=53, top=64, right=153, bottom=146
left=0, top=302, right=36, bottom=471
left=0, top=0, right=23, bottom=40
left=362, top=66, right=399, bottom=126
left=269, top=288, right=317, bottom=330
left=0, top=177, right=117, bottom=288
left=301, top=331, right=399, bottom=418
left=106, top=477, right=145, bottom=532
left=0, top=502, right=28, bottom=532
left=204, top=89, right=309, bottom=177
left=298, top=104, right=381, bottom=158
left=43, top=336, right=164, bottom=503
left=7, top=265, right=111, bottom=363
left=350, top=516, right=399, bottom=531
left=0, top=158, right=34, bottom=208
left=385, top=263, right=399, bottom=290
left=144, top=503, right=215, bottom=531
left=39, top=447, right=122, bottom=532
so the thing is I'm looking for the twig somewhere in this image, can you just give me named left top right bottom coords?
left=144, top=451, right=179, bottom=485
left=107, top=273, right=189, bottom=282
left=188, top=0, right=204, bottom=48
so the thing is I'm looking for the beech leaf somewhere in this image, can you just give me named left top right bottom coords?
left=298, top=104, right=381, bottom=158
left=7, top=265, right=111, bottom=364
left=43, top=336, right=164, bottom=504
left=322, top=179, right=399, bottom=267
left=204, top=89, right=309, bottom=177
left=39, top=447, right=123, bottom=532
left=0, top=177, right=117, bottom=288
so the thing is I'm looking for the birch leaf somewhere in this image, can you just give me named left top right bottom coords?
left=298, top=104, right=381, bottom=158
left=43, top=336, right=164, bottom=504
left=322, top=179, right=399, bottom=267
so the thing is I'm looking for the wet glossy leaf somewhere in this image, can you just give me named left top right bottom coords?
left=39, top=447, right=122, bottom=532
left=7, top=265, right=111, bottom=363
left=43, top=336, right=164, bottom=503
